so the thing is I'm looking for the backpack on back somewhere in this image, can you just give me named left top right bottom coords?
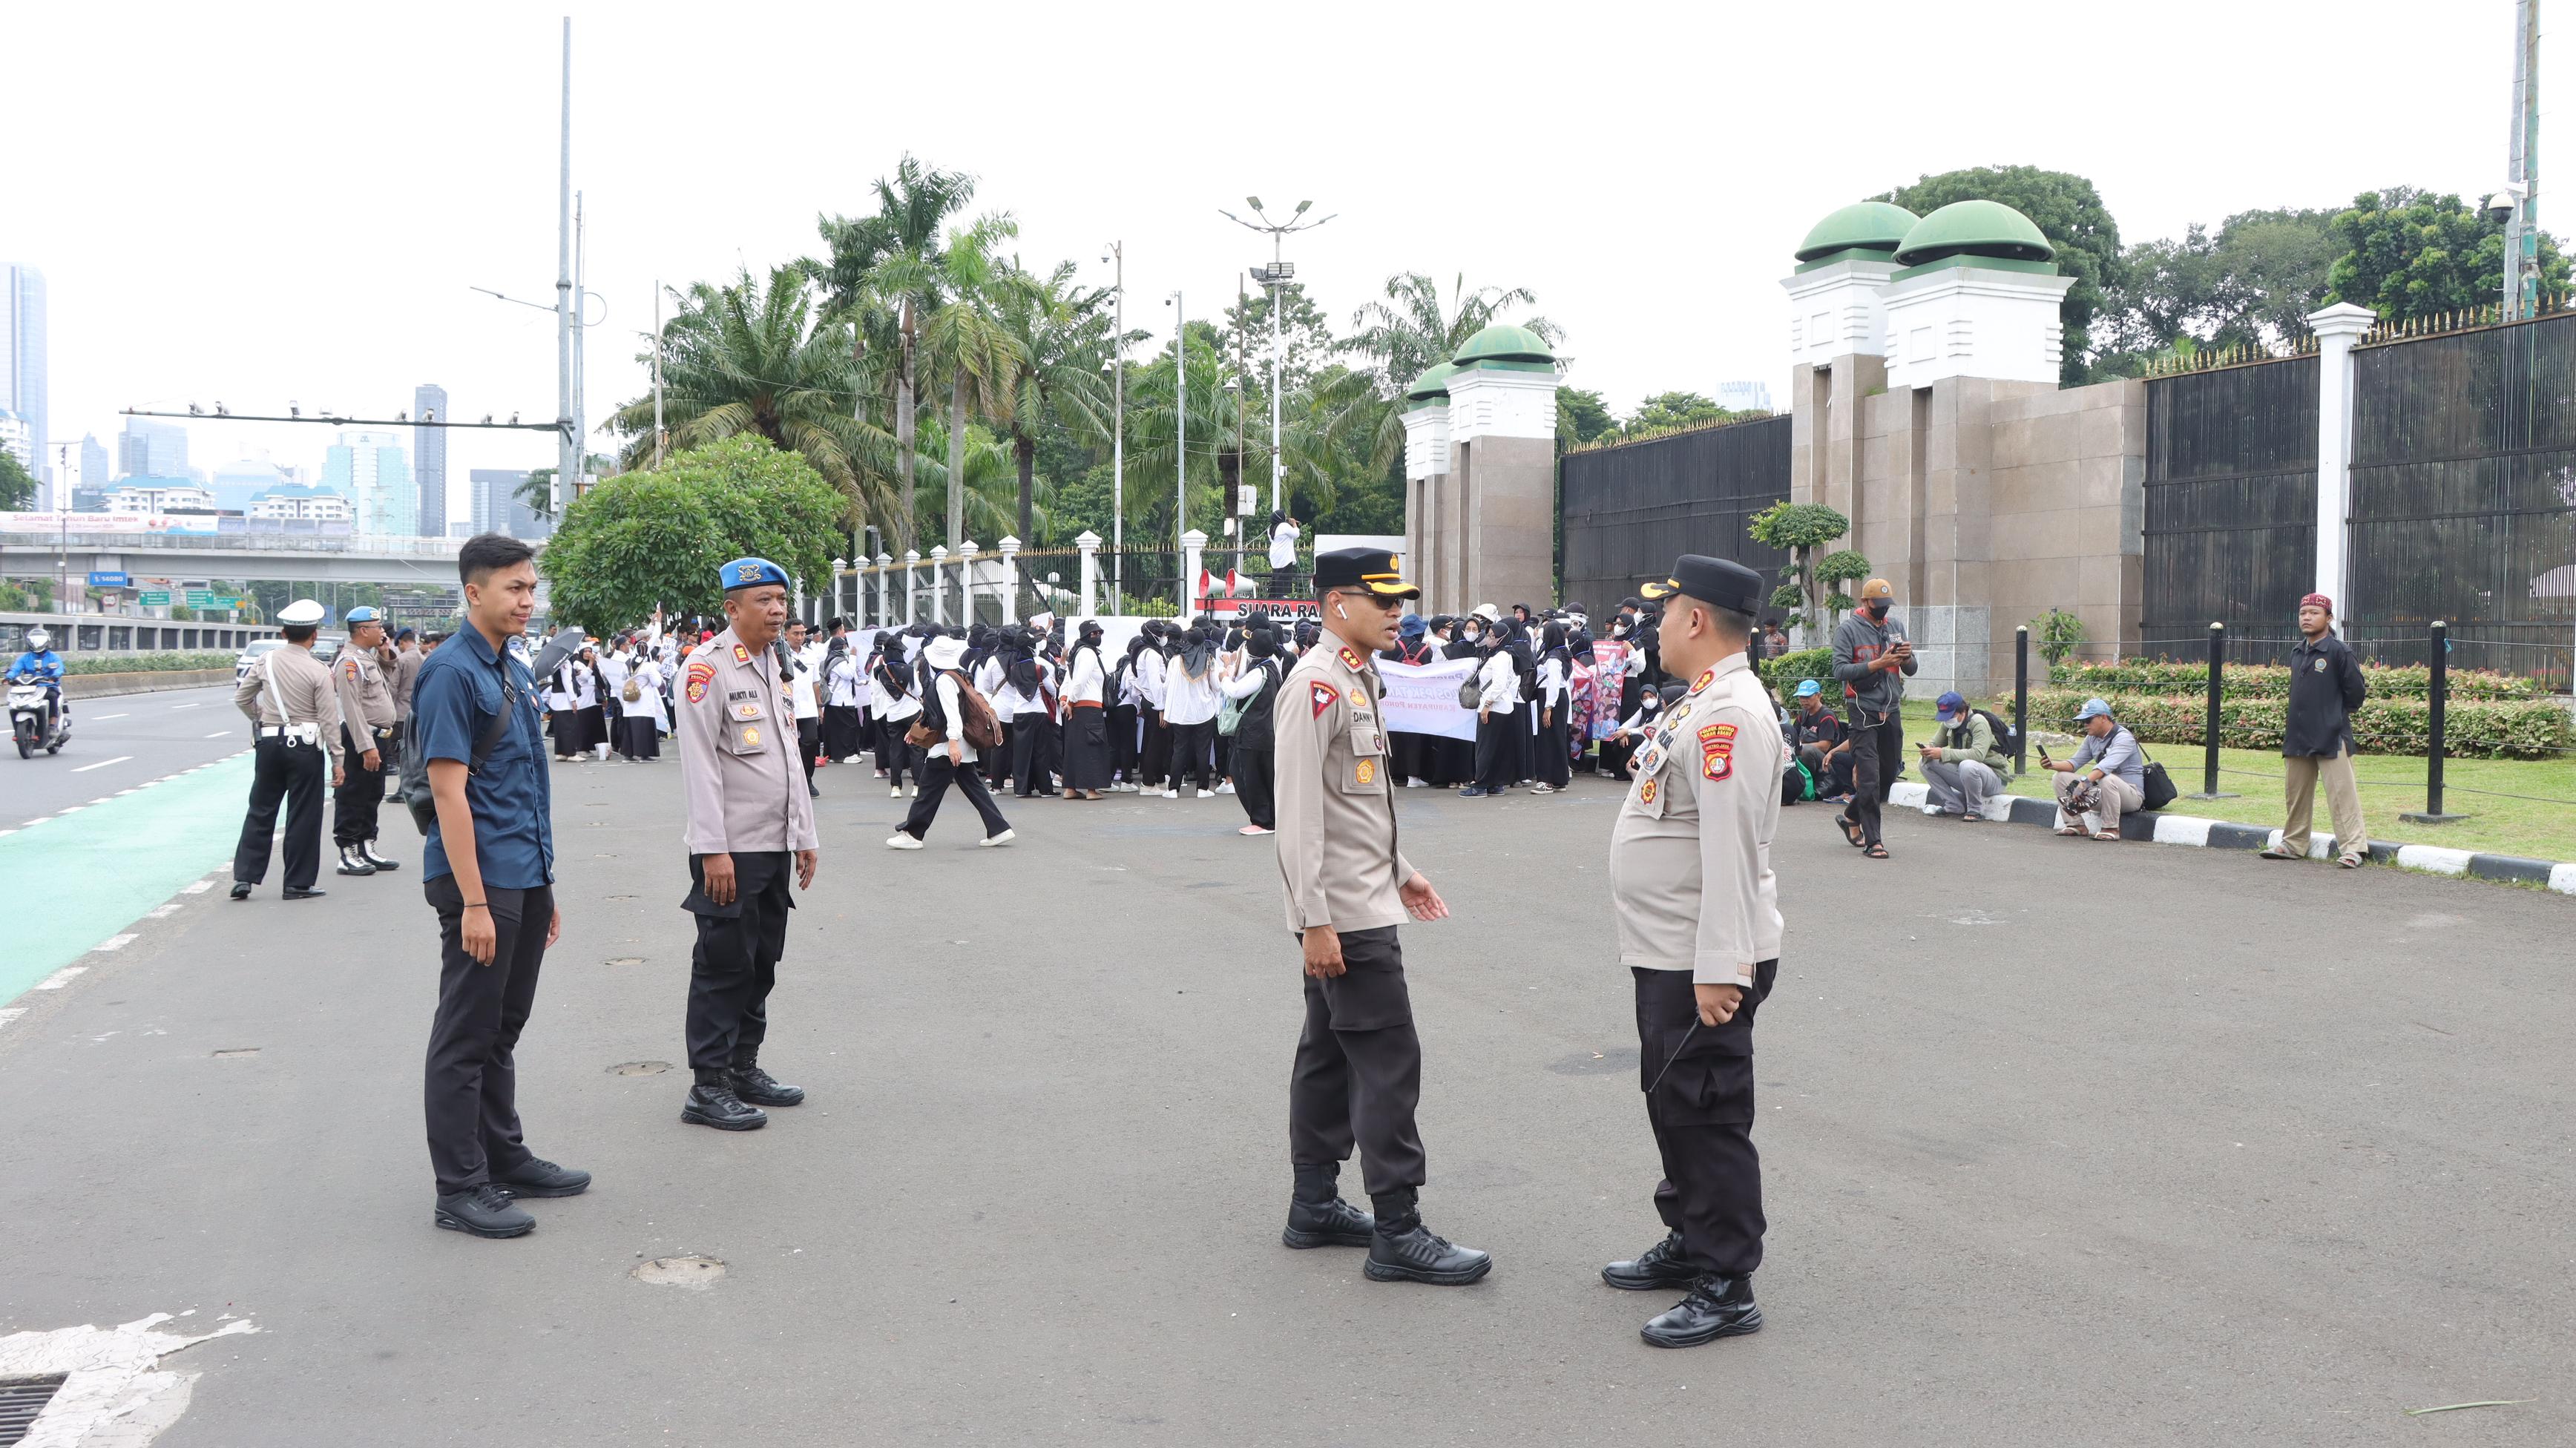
left=951, top=671, right=1005, bottom=751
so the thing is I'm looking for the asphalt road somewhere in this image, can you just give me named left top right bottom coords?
left=4, top=682, right=254, bottom=818
left=1, top=760, right=2570, bottom=1445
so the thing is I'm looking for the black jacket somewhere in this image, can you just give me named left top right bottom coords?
left=2284, top=631, right=2368, bottom=757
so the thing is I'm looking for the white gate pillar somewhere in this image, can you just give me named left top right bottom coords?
left=877, top=552, right=895, bottom=625
left=1076, top=531, right=1102, bottom=619
left=2307, top=301, right=2377, bottom=623
left=1180, top=529, right=1209, bottom=622
left=997, top=536, right=1021, bottom=623
left=930, top=545, right=950, bottom=625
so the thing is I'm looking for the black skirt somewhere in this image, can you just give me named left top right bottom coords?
left=1065, top=704, right=1111, bottom=790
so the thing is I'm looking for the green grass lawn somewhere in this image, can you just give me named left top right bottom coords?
left=1889, top=700, right=2576, bottom=863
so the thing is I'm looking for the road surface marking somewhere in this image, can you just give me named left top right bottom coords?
left=146, top=904, right=183, bottom=919
left=35, top=964, right=87, bottom=989
left=169, top=702, right=200, bottom=710
left=92, top=934, right=138, bottom=952
left=93, top=712, right=130, bottom=720
left=0, top=1007, right=23, bottom=1029
left=72, top=755, right=134, bottom=772
left=203, top=730, right=231, bottom=739
left=180, top=879, right=213, bottom=894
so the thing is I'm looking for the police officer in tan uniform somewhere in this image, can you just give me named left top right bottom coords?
left=1600, top=554, right=1785, bottom=1348
left=1273, top=546, right=1489, bottom=1286
left=332, top=605, right=404, bottom=876
left=229, top=598, right=346, bottom=901
left=674, top=557, right=821, bottom=1132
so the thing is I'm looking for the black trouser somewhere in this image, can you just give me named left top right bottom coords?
left=1233, top=745, right=1275, bottom=829
left=1288, top=925, right=1426, bottom=1197
left=1168, top=718, right=1215, bottom=792
left=988, top=721, right=1014, bottom=789
left=823, top=703, right=864, bottom=760
left=1634, top=959, right=1777, bottom=1279
left=1843, top=705, right=1903, bottom=844
left=1140, top=710, right=1171, bottom=787
left=796, top=718, right=821, bottom=787
left=1012, top=713, right=1057, bottom=796
left=1065, top=705, right=1111, bottom=792
left=334, top=723, right=390, bottom=847
left=684, top=850, right=792, bottom=1075
left=898, top=752, right=1011, bottom=840
left=1535, top=709, right=1570, bottom=788
left=881, top=726, right=924, bottom=788
left=234, top=734, right=326, bottom=889
left=1800, top=743, right=1855, bottom=800
left=1473, top=711, right=1515, bottom=792
left=423, top=876, right=553, bottom=1194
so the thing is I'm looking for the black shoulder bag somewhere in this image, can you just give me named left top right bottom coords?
left=402, top=652, right=522, bottom=836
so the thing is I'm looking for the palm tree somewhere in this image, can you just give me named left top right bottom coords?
left=907, top=419, right=1043, bottom=547
left=916, top=213, right=1019, bottom=548
left=991, top=260, right=1114, bottom=542
left=1330, top=272, right=1564, bottom=475
left=1117, top=325, right=1242, bottom=554
left=808, top=155, right=978, bottom=555
left=608, top=266, right=890, bottom=524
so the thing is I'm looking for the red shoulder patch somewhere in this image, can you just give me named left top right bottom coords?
left=1310, top=681, right=1339, bottom=718
left=732, top=644, right=752, bottom=664
left=1698, top=721, right=1735, bottom=782
left=1337, top=645, right=1366, bottom=673
left=1692, top=667, right=1716, bottom=694
left=342, top=657, right=359, bottom=678
left=685, top=660, right=716, bottom=705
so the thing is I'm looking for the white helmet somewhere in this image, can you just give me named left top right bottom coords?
left=25, top=627, right=49, bottom=651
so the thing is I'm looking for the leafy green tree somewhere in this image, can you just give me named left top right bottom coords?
left=990, top=260, right=1111, bottom=543
left=1624, top=391, right=1732, bottom=434
left=1555, top=387, right=1617, bottom=449
left=1220, top=284, right=1336, bottom=402
left=918, top=214, right=1020, bottom=549
left=1747, top=501, right=1865, bottom=639
left=2324, top=187, right=2571, bottom=323
left=540, top=436, right=846, bottom=631
left=1879, top=165, right=2126, bottom=385
left=0, top=449, right=35, bottom=510
left=608, top=267, right=884, bottom=528
left=2100, top=208, right=2348, bottom=369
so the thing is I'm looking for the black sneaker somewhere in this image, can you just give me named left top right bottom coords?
left=1640, top=1274, right=1763, bottom=1348
left=1282, top=1194, right=1376, bottom=1249
left=729, top=1063, right=805, bottom=1108
left=434, top=1183, right=535, bottom=1238
left=494, top=1157, right=591, bottom=1198
left=283, top=886, right=327, bottom=900
left=1364, top=1221, right=1493, bottom=1285
left=1602, top=1231, right=1701, bottom=1291
left=680, top=1082, right=767, bottom=1131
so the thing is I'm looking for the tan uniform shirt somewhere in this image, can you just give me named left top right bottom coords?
left=676, top=626, right=818, bottom=856
left=1273, top=638, right=1416, bottom=935
left=391, top=645, right=426, bottom=720
left=232, top=644, right=346, bottom=772
left=1606, top=651, right=1783, bottom=985
left=334, top=643, right=400, bottom=743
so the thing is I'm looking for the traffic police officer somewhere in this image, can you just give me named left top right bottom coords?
left=675, top=556, right=821, bottom=1131
left=230, top=598, right=344, bottom=901
left=1601, top=554, right=1785, bottom=1347
left=1273, top=545, right=1489, bottom=1286
left=332, top=605, right=404, bottom=876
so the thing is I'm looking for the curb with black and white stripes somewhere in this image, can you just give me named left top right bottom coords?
left=1885, top=781, right=2576, bottom=895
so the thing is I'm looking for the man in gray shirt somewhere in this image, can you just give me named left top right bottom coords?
left=1827, top=578, right=1915, bottom=859
left=2042, top=697, right=2145, bottom=839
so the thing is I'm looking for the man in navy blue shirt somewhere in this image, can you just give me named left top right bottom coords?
left=413, top=533, right=585, bottom=1239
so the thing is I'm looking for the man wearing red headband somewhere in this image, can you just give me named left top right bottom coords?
left=2261, top=593, right=2370, bottom=868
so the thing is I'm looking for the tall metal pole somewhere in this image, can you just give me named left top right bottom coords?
left=1173, top=289, right=1186, bottom=570
left=1109, top=243, right=1123, bottom=614
left=553, top=16, right=574, bottom=513
left=1269, top=231, right=1284, bottom=515
left=574, top=189, right=588, bottom=498
left=652, top=278, right=666, bottom=469
left=1237, top=272, right=1249, bottom=576
left=2521, top=0, right=2543, bottom=318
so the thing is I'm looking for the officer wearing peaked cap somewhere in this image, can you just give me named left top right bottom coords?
left=1603, top=554, right=1786, bottom=1348
left=674, top=556, right=821, bottom=1131
left=230, top=598, right=344, bottom=901
left=1272, top=546, right=1491, bottom=1286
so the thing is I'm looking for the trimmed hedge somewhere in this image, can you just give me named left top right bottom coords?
left=65, top=651, right=240, bottom=676
left=1760, top=646, right=1833, bottom=694
left=2027, top=688, right=2573, bottom=760
left=2051, top=659, right=2540, bottom=702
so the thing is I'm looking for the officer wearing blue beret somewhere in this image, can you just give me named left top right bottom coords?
left=674, top=557, right=821, bottom=1131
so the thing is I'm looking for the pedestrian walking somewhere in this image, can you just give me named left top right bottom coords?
left=675, top=558, right=822, bottom=1132
left=1275, top=545, right=1488, bottom=1286
left=887, top=632, right=1015, bottom=849
left=2261, top=592, right=2373, bottom=868
left=1829, top=576, right=1915, bottom=860
left=873, top=635, right=926, bottom=796
left=414, top=533, right=585, bottom=1238
left=1603, top=555, right=1783, bottom=1347
left=331, top=605, right=404, bottom=877
left=229, top=599, right=344, bottom=901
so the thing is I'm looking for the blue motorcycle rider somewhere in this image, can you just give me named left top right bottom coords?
left=7, top=625, right=67, bottom=736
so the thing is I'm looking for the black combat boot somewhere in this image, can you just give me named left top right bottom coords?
left=1363, top=1188, right=1492, bottom=1286
left=335, top=844, right=375, bottom=877
left=361, top=841, right=401, bottom=872
left=729, top=1053, right=806, bottom=1108
left=1640, top=1274, right=1763, bottom=1349
left=1601, top=1231, right=1700, bottom=1291
left=680, top=1070, right=767, bottom=1131
left=433, top=1183, right=535, bottom=1239
left=1281, top=1162, right=1373, bottom=1249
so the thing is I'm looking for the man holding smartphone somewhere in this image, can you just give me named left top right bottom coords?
left=1828, top=578, right=1916, bottom=859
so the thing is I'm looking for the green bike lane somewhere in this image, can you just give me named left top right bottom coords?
left=0, top=749, right=252, bottom=1008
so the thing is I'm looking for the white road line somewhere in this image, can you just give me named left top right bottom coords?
left=71, top=755, right=135, bottom=773
left=203, top=730, right=231, bottom=739
left=92, top=934, right=138, bottom=952
left=90, top=796, right=113, bottom=804
left=169, top=702, right=200, bottom=710
left=0, top=1007, right=24, bottom=1030
left=146, top=904, right=183, bottom=919
left=93, top=712, right=129, bottom=720
left=0, top=829, right=13, bottom=839
left=180, top=879, right=213, bottom=895
left=35, top=965, right=87, bottom=989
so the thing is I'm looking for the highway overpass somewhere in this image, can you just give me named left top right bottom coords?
left=0, top=527, right=490, bottom=588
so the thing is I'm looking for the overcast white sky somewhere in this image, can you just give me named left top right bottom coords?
left=4, top=0, right=2538, bottom=522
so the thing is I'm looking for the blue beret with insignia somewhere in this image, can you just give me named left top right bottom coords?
left=721, top=556, right=789, bottom=592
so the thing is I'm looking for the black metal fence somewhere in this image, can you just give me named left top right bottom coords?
left=1559, top=415, right=1791, bottom=613
left=2140, top=354, right=2318, bottom=664
left=2347, top=314, right=2576, bottom=689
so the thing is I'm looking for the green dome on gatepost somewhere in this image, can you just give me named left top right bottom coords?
left=1450, top=323, right=1556, bottom=370
left=1892, top=200, right=2056, bottom=266
left=1404, top=361, right=1460, bottom=408
left=1793, top=201, right=1920, bottom=262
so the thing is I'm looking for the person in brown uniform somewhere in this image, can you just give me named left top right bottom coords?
left=674, top=557, right=821, bottom=1132
left=1273, top=546, right=1489, bottom=1286
left=331, top=605, right=404, bottom=877
left=1602, top=554, right=1785, bottom=1348
left=229, top=598, right=345, bottom=901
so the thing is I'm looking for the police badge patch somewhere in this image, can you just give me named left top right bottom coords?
left=1310, top=681, right=1339, bottom=718
left=740, top=725, right=761, bottom=748
left=1699, top=721, right=1736, bottom=782
left=1356, top=759, right=1376, bottom=786
left=1640, top=778, right=1657, bottom=805
left=684, top=662, right=716, bottom=704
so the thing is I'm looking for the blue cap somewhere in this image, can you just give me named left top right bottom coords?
left=1935, top=690, right=1965, bottom=720
left=2074, top=697, right=2112, bottom=722
left=1793, top=679, right=1821, bottom=697
left=721, top=556, right=789, bottom=592
left=344, top=605, right=381, bottom=625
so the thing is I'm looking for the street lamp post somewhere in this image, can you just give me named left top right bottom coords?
left=1169, top=289, right=1186, bottom=608
left=1101, top=241, right=1123, bottom=613
left=555, top=16, right=574, bottom=514
left=1220, top=197, right=1334, bottom=518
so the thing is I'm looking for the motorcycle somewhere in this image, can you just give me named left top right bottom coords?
left=8, top=679, right=68, bottom=758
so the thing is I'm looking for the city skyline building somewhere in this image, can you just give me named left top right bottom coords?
left=413, top=382, right=447, bottom=538
left=0, top=411, right=30, bottom=475
left=4, top=263, right=45, bottom=481
left=323, top=430, right=415, bottom=536
left=248, top=483, right=355, bottom=522
left=1714, top=380, right=1774, bottom=414
left=469, top=467, right=550, bottom=540
left=116, top=415, right=188, bottom=480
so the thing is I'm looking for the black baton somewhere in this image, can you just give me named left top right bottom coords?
left=1646, top=1015, right=1703, bottom=1095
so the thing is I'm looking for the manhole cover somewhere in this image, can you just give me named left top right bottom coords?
left=605, top=957, right=644, bottom=967
left=632, top=1255, right=725, bottom=1289
left=608, top=1061, right=672, bottom=1076
left=0, top=1373, right=69, bottom=1445
left=211, top=1047, right=260, bottom=1059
